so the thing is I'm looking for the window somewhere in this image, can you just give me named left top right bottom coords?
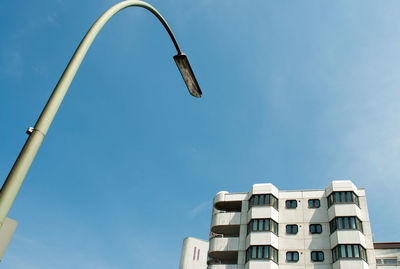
left=329, top=216, right=363, bottom=234
left=247, top=218, right=279, bottom=235
left=248, top=194, right=279, bottom=210
left=311, top=251, right=324, bottom=262
left=308, top=199, right=320, bottom=208
left=327, top=191, right=360, bottom=208
left=286, top=224, right=298, bottom=234
left=286, top=200, right=297, bottom=209
left=309, top=224, right=322, bottom=234
left=376, top=258, right=398, bottom=265
left=332, top=244, right=367, bottom=263
left=246, top=245, right=278, bottom=263
left=286, top=251, right=299, bottom=262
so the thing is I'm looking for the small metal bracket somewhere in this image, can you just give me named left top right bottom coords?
left=26, top=127, right=34, bottom=135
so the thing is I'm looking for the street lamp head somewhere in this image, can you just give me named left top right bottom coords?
left=173, top=53, right=202, bottom=98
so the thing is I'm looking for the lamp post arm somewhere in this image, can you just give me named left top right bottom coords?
left=0, top=0, right=182, bottom=228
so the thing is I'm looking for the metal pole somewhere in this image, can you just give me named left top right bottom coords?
left=0, top=0, right=183, bottom=227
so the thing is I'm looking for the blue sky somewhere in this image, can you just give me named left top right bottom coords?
left=1, top=0, right=400, bottom=268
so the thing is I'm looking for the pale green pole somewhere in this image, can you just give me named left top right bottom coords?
left=0, top=0, right=202, bottom=228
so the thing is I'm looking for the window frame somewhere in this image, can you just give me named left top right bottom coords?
left=332, top=244, right=368, bottom=263
left=248, top=194, right=279, bottom=211
left=327, top=191, right=360, bottom=208
left=310, top=224, right=322, bottom=234
left=285, top=200, right=298, bottom=209
left=311, top=251, right=324, bottom=262
left=246, top=245, right=279, bottom=264
left=329, top=216, right=363, bottom=234
left=286, top=251, right=299, bottom=262
left=308, top=199, right=321, bottom=208
left=247, top=218, right=279, bottom=235
left=286, top=224, right=298, bottom=234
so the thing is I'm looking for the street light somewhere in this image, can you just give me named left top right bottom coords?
left=0, top=0, right=202, bottom=229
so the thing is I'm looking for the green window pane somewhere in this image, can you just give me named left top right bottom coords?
left=341, top=192, right=346, bottom=203
left=347, top=245, right=353, bottom=257
left=338, top=218, right=343, bottom=229
left=354, top=245, right=360, bottom=258
left=350, top=217, right=356, bottom=229
left=335, top=192, right=341, bottom=203
left=259, top=219, right=264, bottom=231
left=347, top=192, right=353, bottom=202
left=340, top=245, right=346, bottom=258
left=253, top=220, right=258, bottom=231
left=266, top=195, right=271, bottom=205
left=264, top=246, right=269, bottom=258
left=344, top=217, right=350, bottom=229
left=252, top=247, right=257, bottom=258
left=265, top=219, right=270, bottom=231
left=258, top=246, right=263, bottom=258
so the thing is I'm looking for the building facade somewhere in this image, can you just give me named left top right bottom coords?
left=208, top=180, right=376, bottom=269
left=374, top=242, right=400, bottom=269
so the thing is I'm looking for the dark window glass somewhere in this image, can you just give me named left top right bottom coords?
left=332, top=244, right=367, bottom=263
left=340, top=245, right=346, bottom=257
left=286, top=200, right=297, bottom=209
left=286, top=225, right=298, bottom=234
left=248, top=219, right=278, bottom=235
left=347, top=245, right=353, bottom=257
left=264, top=246, right=269, bottom=258
left=354, top=245, right=360, bottom=258
left=249, top=194, right=279, bottom=210
left=286, top=251, right=299, bottom=262
left=330, top=216, right=363, bottom=234
left=253, top=220, right=258, bottom=231
left=252, top=247, right=257, bottom=258
left=259, top=195, right=264, bottom=205
left=265, top=219, right=270, bottom=231
left=344, top=217, right=350, bottom=229
left=350, top=217, right=356, bottom=229
left=338, top=218, right=343, bottom=229
left=308, top=199, right=321, bottom=208
left=246, top=246, right=278, bottom=264
left=311, top=251, right=324, bottom=262
left=310, top=224, right=322, bottom=234
left=341, top=192, right=346, bottom=203
left=335, top=192, right=341, bottom=203
left=328, top=191, right=360, bottom=208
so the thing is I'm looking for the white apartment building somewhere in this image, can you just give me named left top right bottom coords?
left=204, top=180, right=394, bottom=269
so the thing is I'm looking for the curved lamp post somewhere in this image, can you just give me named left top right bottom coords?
left=0, top=0, right=202, bottom=228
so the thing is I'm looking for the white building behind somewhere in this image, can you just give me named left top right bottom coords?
left=179, top=237, right=209, bottom=269
left=180, top=180, right=400, bottom=269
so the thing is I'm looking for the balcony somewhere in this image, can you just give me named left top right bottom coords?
left=209, top=237, right=239, bottom=264
left=214, top=192, right=244, bottom=212
left=209, top=237, right=239, bottom=253
left=211, top=212, right=241, bottom=237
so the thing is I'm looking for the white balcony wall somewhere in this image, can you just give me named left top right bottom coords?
left=209, top=237, right=239, bottom=253
left=212, top=212, right=241, bottom=227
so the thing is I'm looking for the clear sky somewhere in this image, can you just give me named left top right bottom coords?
left=1, top=0, right=400, bottom=268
